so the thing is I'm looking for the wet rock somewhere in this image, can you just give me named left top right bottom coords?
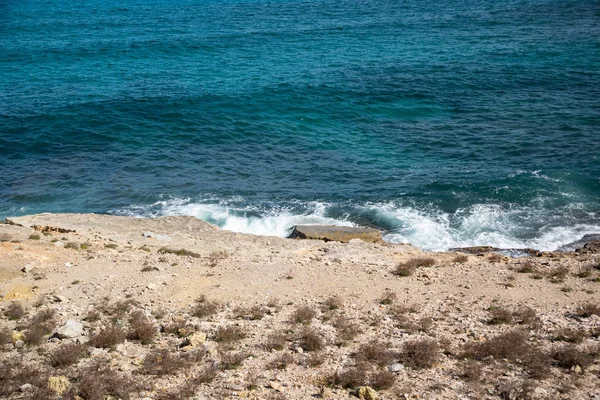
left=288, top=225, right=383, bottom=243
left=450, top=246, right=499, bottom=254
left=560, top=234, right=600, bottom=252
left=56, top=320, right=84, bottom=339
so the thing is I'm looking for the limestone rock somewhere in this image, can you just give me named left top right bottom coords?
left=288, top=225, right=383, bottom=244
left=48, top=376, right=70, bottom=395
left=56, top=319, right=84, bottom=339
left=20, top=383, right=34, bottom=392
left=269, top=381, right=285, bottom=392
left=186, top=332, right=207, bottom=347
left=388, top=362, right=405, bottom=372
left=53, top=295, right=68, bottom=303
left=21, top=264, right=34, bottom=273
left=357, top=386, right=379, bottom=400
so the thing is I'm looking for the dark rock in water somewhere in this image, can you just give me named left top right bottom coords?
left=559, top=234, right=600, bottom=253
left=288, top=225, right=383, bottom=243
left=450, top=246, right=499, bottom=254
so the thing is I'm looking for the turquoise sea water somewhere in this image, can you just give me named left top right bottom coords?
left=1, top=0, right=599, bottom=250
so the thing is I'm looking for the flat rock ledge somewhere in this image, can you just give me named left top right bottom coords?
left=288, top=225, right=383, bottom=243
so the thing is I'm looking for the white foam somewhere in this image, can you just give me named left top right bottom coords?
left=114, top=198, right=600, bottom=252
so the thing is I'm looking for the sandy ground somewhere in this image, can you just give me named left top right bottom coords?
left=0, top=214, right=599, bottom=400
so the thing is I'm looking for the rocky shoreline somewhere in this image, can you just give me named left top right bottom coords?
left=1, top=213, right=599, bottom=399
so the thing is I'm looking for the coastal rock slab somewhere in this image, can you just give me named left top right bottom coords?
left=288, top=225, right=382, bottom=243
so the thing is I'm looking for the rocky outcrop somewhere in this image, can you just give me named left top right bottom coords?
left=288, top=225, right=383, bottom=243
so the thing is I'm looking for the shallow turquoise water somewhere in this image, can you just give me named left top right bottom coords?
left=1, top=0, right=599, bottom=250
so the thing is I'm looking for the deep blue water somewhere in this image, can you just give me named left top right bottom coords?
left=1, top=0, right=599, bottom=250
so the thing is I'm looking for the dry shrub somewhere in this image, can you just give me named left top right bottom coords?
left=83, top=309, right=102, bottom=323
left=154, top=366, right=218, bottom=400
left=4, top=302, right=27, bottom=320
left=0, top=356, right=52, bottom=398
left=512, top=307, right=540, bottom=326
left=192, top=295, right=220, bottom=319
left=158, top=247, right=201, bottom=258
left=208, top=250, right=228, bottom=267
left=330, top=364, right=368, bottom=389
left=458, top=360, right=483, bottom=382
left=65, top=242, right=79, bottom=250
left=401, top=338, right=439, bottom=369
left=488, top=253, right=503, bottom=263
left=553, top=327, right=587, bottom=344
left=548, top=266, right=569, bottom=283
left=406, top=257, right=436, bottom=268
left=140, top=349, right=185, bottom=376
left=379, top=291, right=397, bottom=305
left=322, top=295, right=344, bottom=311
left=355, top=340, right=395, bottom=366
left=575, top=266, right=593, bottom=278
left=332, top=315, right=361, bottom=344
left=393, top=262, right=415, bottom=277
left=49, top=342, right=86, bottom=367
left=298, top=328, right=325, bottom=352
left=163, top=316, right=194, bottom=337
left=306, top=352, right=325, bottom=367
left=522, top=349, right=552, bottom=380
left=487, top=307, right=513, bottom=325
left=233, top=305, right=267, bottom=320
left=552, top=344, right=594, bottom=370
left=67, top=361, right=135, bottom=400
left=291, top=306, right=316, bottom=325
left=268, top=352, right=294, bottom=370
left=453, top=254, right=469, bottom=263
left=214, top=325, right=247, bottom=343
left=89, top=323, right=125, bottom=348
left=369, top=370, right=396, bottom=390
left=219, top=350, right=248, bottom=370
left=24, top=308, right=56, bottom=346
left=127, top=310, right=157, bottom=344
left=462, top=329, right=530, bottom=362
left=0, top=326, right=11, bottom=346
left=516, top=261, right=536, bottom=273
left=265, top=331, right=288, bottom=351
left=575, top=302, right=600, bottom=317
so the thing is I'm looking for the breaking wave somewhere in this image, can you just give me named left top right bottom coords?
left=113, top=196, right=600, bottom=252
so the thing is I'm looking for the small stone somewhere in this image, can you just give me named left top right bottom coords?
left=183, top=332, right=207, bottom=348
left=269, top=381, right=285, bottom=392
left=48, top=376, right=70, bottom=395
left=226, top=384, right=245, bottom=391
left=20, top=383, right=34, bottom=392
left=147, top=283, right=158, bottom=290
left=53, top=295, right=68, bottom=303
left=14, top=340, right=24, bottom=348
left=54, top=241, right=65, bottom=247
left=320, top=387, right=334, bottom=398
left=21, top=264, right=34, bottom=273
left=388, top=363, right=405, bottom=372
left=357, top=386, right=379, bottom=400
left=142, top=231, right=155, bottom=238
left=65, top=262, right=72, bottom=268
left=56, top=320, right=84, bottom=339
left=12, top=330, right=24, bottom=343
left=572, top=365, right=583, bottom=374
left=295, top=346, right=304, bottom=354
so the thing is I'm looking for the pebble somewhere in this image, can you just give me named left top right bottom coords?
left=269, top=381, right=285, bottom=392
left=54, top=241, right=65, bottom=247
left=21, top=264, right=34, bottom=273
left=65, top=262, right=72, bottom=268
left=147, top=283, right=158, bottom=290
left=56, top=319, right=84, bottom=339
left=19, top=384, right=33, bottom=392
left=53, top=295, right=68, bottom=303
left=388, top=363, right=405, bottom=372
